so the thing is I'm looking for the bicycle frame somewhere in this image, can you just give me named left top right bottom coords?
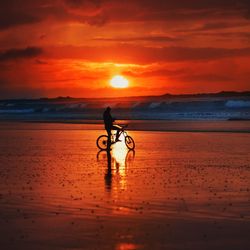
left=111, top=130, right=128, bottom=143
left=96, top=125, right=135, bottom=150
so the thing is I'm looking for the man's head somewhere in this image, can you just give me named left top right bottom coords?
left=106, top=106, right=111, bottom=112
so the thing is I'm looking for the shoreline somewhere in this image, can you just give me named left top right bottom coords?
left=0, top=119, right=250, bottom=133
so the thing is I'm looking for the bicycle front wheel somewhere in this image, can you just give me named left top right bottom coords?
left=96, top=135, right=108, bottom=150
left=125, top=136, right=135, bottom=150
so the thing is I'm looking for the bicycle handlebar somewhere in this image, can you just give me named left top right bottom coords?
left=119, top=124, right=128, bottom=128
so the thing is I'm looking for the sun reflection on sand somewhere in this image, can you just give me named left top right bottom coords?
left=116, top=243, right=141, bottom=250
left=97, top=140, right=135, bottom=199
left=112, top=142, right=128, bottom=177
left=97, top=145, right=136, bottom=215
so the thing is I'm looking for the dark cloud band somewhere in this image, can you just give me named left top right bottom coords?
left=0, top=47, right=43, bottom=61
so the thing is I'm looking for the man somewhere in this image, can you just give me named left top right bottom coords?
left=103, top=107, right=121, bottom=143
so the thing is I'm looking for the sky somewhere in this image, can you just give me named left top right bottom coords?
left=0, top=0, right=250, bottom=98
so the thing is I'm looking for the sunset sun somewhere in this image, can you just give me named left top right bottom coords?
left=110, top=75, right=129, bottom=88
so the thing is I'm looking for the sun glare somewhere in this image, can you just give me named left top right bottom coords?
left=110, top=75, right=129, bottom=88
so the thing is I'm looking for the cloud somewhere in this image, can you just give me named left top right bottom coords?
left=62, top=0, right=250, bottom=24
left=64, top=0, right=104, bottom=9
left=123, top=0, right=250, bottom=13
left=86, top=14, right=108, bottom=26
left=174, top=73, right=233, bottom=83
left=0, top=1, right=44, bottom=30
left=35, top=59, right=48, bottom=64
left=0, top=12, right=40, bottom=30
left=0, top=47, right=43, bottom=62
left=64, top=0, right=250, bottom=13
left=0, top=0, right=250, bottom=31
left=43, top=45, right=250, bottom=63
left=187, top=21, right=250, bottom=32
left=92, top=35, right=180, bottom=43
left=123, top=68, right=187, bottom=78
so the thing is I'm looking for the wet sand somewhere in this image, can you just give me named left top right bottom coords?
left=0, top=123, right=250, bottom=249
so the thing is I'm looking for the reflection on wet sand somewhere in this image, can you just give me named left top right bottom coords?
left=1, top=125, right=250, bottom=250
left=97, top=144, right=135, bottom=193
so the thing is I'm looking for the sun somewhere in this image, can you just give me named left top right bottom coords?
left=110, top=75, right=129, bottom=88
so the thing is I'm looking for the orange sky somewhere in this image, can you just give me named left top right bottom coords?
left=0, top=0, right=250, bottom=98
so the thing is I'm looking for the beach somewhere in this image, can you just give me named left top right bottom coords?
left=0, top=122, right=250, bottom=250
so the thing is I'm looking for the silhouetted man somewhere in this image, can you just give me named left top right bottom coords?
left=103, top=107, right=121, bottom=143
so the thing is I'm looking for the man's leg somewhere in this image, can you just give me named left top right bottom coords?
left=112, top=125, right=121, bottom=141
left=106, top=128, right=112, bottom=149
left=115, top=130, right=120, bottom=141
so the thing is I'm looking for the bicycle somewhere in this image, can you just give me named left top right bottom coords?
left=96, top=125, right=135, bottom=150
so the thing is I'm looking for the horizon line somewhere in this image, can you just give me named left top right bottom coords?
left=0, top=90, right=250, bottom=101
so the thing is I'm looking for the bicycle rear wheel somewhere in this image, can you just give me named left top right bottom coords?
left=125, top=136, right=135, bottom=150
left=96, top=135, right=108, bottom=150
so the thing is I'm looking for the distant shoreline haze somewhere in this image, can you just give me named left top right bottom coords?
left=1, top=91, right=250, bottom=102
